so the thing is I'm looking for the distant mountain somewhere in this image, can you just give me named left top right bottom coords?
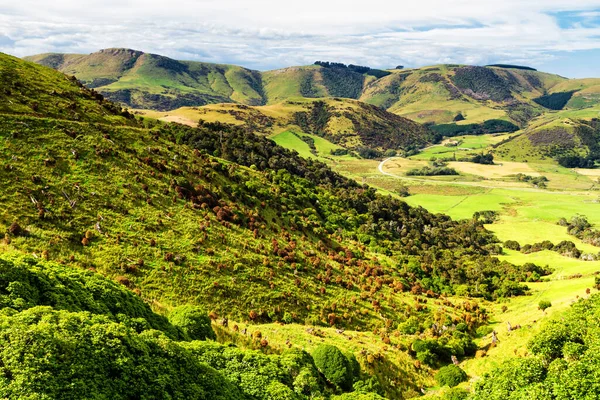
left=26, top=48, right=265, bottom=110
left=26, top=49, right=600, bottom=126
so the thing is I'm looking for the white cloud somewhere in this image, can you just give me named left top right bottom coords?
left=1, top=0, right=600, bottom=73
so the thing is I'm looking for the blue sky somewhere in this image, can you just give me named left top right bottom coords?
left=1, top=1, right=600, bottom=77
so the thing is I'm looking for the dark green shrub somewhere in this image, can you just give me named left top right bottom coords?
left=169, top=305, right=216, bottom=340
left=504, top=240, right=521, bottom=251
left=312, top=344, right=353, bottom=391
left=435, top=365, right=467, bottom=387
left=538, top=300, right=552, bottom=312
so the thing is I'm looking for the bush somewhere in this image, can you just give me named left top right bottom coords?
left=538, top=300, right=552, bottom=312
left=504, top=240, right=521, bottom=251
left=169, top=305, right=216, bottom=340
left=312, top=344, right=353, bottom=391
left=435, top=365, right=468, bottom=387
left=406, top=166, right=459, bottom=176
left=471, top=153, right=494, bottom=165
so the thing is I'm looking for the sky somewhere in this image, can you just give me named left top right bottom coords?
left=1, top=1, right=600, bottom=77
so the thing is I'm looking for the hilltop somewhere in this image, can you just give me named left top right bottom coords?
left=26, top=48, right=265, bottom=110
left=26, top=49, right=600, bottom=127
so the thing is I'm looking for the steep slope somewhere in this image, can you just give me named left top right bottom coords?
left=26, top=48, right=265, bottom=110
left=1, top=51, right=137, bottom=124
left=139, top=97, right=438, bottom=153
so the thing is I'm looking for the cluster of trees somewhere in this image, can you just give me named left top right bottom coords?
left=513, top=173, right=549, bottom=188
left=521, top=240, right=582, bottom=259
left=406, top=166, right=459, bottom=176
left=533, top=91, right=576, bottom=110
left=321, top=67, right=365, bottom=99
left=314, top=61, right=391, bottom=79
left=558, top=154, right=596, bottom=168
left=430, top=119, right=519, bottom=137
left=471, top=153, right=494, bottom=165
left=485, top=64, right=537, bottom=71
left=558, top=215, right=600, bottom=247
left=472, top=294, right=600, bottom=399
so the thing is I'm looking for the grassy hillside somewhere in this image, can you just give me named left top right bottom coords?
left=26, top=48, right=265, bottom=110
left=494, top=117, right=600, bottom=166
left=0, top=51, right=563, bottom=397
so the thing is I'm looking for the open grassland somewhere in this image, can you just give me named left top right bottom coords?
left=447, top=161, right=540, bottom=178
left=410, top=133, right=513, bottom=160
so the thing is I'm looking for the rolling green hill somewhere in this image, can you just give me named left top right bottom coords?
left=26, top=49, right=600, bottom=127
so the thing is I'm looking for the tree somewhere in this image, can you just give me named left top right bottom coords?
left=169, top=305, right=216, bottom=340
left=435, top=365, right=468, bottom=387
left=312, top=344, right=353, bottom=391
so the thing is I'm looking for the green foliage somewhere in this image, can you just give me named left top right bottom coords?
left=169, top=305, right=216, bottom=341
left=513, top=174, right=549, bottom=188
left=0, top=306, right=245, bottom=400
left=538, top=300, right=552, bottom=312
left=533, top=91, right=576, bottom=110
left=412, top=331, right=476, bottom=367
left=331, top=393, right=386, bottom=400
left=321, top=67, right=365, bottom=99
left=0, top=254, right=178, bottom=337
left=406, top=166, right=459, bottom=176
left=504, top=240, right=521, bottom=251
left=473, top=294, right=600, bottom=399
left=312, top=344, right=354, bottom=391
left=435, top=365, right=467, bottom=387
left=431, top=120, right=519, bottom=137
left=471, top=153, right=494, bottom=165
left=559, top=214, right=600, bottom=247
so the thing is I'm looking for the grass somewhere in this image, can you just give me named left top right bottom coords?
left=448, top=161, right=540, bottom=178
left=270, top=131, right=316, bottom=159
left=410, top=134, right=511, bottom=160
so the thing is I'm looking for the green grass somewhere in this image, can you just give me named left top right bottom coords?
left=270, top=130, right=316, bottom=159
left=411, top=134, right=512, bottom=160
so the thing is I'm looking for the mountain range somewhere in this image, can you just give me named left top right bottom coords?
left=27, top=48, right=600, bottom=126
